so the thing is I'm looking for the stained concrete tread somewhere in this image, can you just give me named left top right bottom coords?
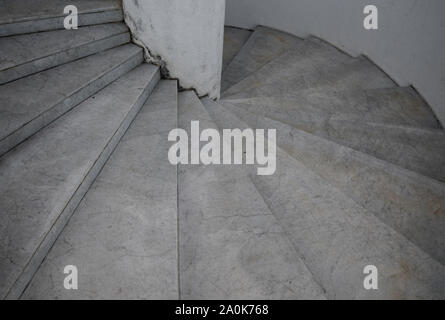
left=221, top=102, right=445, bottom=266
left=23, top=80, right=178, bottom=300
left=221, top=97, right=445, bottom=181
left=0, top=22, right=129, bottom=84
left=177, top=92, right=325, bottom=299
left=0, top=44, right=143, bottom=156
left=206, top=99, right=445, bottom=299
left=221, top=26, right=305, bottom=92
left=0, top=0, right=123, bottom=36
left=0, top=63, right=160, bottom=299
left=222, top=26, right=252, bottom=72
left=222, top=38, right=395, bottom=99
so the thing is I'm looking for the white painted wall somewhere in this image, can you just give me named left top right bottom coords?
left=123, top=0, right=225, bottom=99
left=226, top=0, right=445, bottom=126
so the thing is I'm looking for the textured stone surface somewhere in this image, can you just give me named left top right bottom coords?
left=0, top=44, right=143, bottom=156
left=221, top=95, right=445, bottom=181
left=221, top=26, right=303, bottom=92
left=23, top=80, right=177, bottom=300
left=222, top=27, right=252, bottom=72
left=123, top=0, right=225, bottom=99
left=207, top=100, right=445, bottom=299
left=177, top=92, right=325, bottom=299
left=222, top=38, right=395, bottom=99
left=0, top=0, right=122, bottom=36
left=0, top=64, right=160, bottom=299
left=222, top=103, right=445, bottom=266
left=0, top=23, right=129, bottom=84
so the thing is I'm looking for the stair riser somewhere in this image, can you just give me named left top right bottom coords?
left=0, top=50, right=143, bottom=157
left=0, top=32, right=130, bottom=85
left=0, top=10, right=123, bottom=37
left=4, top=67, right=160, bottom=300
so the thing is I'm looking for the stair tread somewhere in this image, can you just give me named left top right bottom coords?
left=0, top=22, right=129, bottom=84
left=0, top=44, right=143, bottom=156
left=177, top=92, right=326, bottom=299
left=221, top=95, right=445, bottom=181
left=225, top=86, right=441, bottom=129
left=222, top=26, right=252, bottom=72
left=222, top=40, right=395, bottom=99
left=206, top=100, right=445, bottom=299
left=221, top=26, right=305, bottom=92
left=0, top=63, right=160, bottom=299
left=0, top=0, right=121, bottom=24
left=221, top=102, right=445, bottom=265
left=22, top=80, right=177, bottom=299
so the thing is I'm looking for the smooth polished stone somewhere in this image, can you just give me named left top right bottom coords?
left=23, top=80, right=177, bottom=300
left=222, top=103, right=445, bottom=266
left=0, top=64, right=160, bottom=299
left=222, top=27, right=252, bottom=72
left=0, top=0, right=122, bottom=36
left=0, top=23, right=129, bottom=84
left=0, top=44, right=143, bottom=156
left=221, top=26, right=305, bottom=92
left=177, top=91, right=326, bottom=299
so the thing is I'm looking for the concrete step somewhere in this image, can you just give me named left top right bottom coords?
left=221, top=102, right=445, bottom=266
left=222, top=40, right=395, bottom=99
left=205, top=100, right=445, bottom=299
left=0, top=0, right=123, bottom=37
left=222, top=26, right=305, bottom=92
left=0, top=64, right=160, bottom=299
left=222, top=26, right=252, bottom=72
left=0, top=22, right=129, bottom=84
left=224, top=86, right=441, bottom=129
left=0, top=44, right=143, bottom=157
left=221, top=97, right=445, bottom=181
left=23, top=80, right=177, bottom=299
left=177, top=92, right=326, bottom=299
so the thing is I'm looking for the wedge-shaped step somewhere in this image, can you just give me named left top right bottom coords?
left=0, top=22, right=129, bottom=84
left=222, top=26, right=252, bottom=72
left=177, top=92, right=325, bottom=299
left=222, top=40, right=395, bottom=99
left=23, top=80, right=177, bottom=299
left=0, top=64, right=160, bottom=299
left=222, top=103, right=445, bottom=266
left=205, top=100, right=445, bottom=299
left=0, top=0, right=123, bottom=37
left=224, top=86, right=441, bottom=129
left=0, top=44, right=143, bottom=156
left=222, top=26, right=303, bottom=92
left=221, top=97, right=445, bottom=181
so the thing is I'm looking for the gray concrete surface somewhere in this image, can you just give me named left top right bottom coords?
left=0, top=23, right=129, bottom=84
left=23, top=81, right=177, bottom=299
left=220, top=96, right=445, bottom=181
left=222, top=103, right=445, bottom=266
left=0, top=44, right=143, bottom=156
left=221, top=26, right=303, bottom=92
left=177, top=92, right=325, bottom=299
left=207, top=99, right=445, bottom=299
left=226, top=0, right=445, bottom=127
left=222, top=46, right=395, bottom=99
left=0, top=0, right=122, bottom=36
left=123, top=0, right=225, bottom=99
left=0, top=64, right=160, bottom=299
left=222, top=27, right=252, bottom=72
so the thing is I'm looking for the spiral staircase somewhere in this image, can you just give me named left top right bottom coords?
left=0, top=1, right=444, bottom=299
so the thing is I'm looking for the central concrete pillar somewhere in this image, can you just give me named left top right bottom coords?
left=123, top=0, right=226, bottom=99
